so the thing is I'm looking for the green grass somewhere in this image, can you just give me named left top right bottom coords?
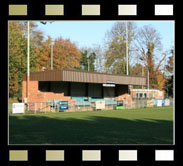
left=9, top=106, right=173, bottom=145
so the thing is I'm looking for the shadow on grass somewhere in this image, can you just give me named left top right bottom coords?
left=9, top=114, right=173, bottom=145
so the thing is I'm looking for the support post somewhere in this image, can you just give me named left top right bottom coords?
left=27, top=21, right=30, bottom=103
left=126, top=22, right=129, bottom=75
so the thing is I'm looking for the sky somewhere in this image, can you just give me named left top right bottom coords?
left=36, top=21, right=174, bottom=52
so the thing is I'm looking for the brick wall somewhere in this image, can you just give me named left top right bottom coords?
left=23, top=81, right=165, bottom=104
left=115, top=85, right=132, bottom=102
left=22, top=80, right=72, bottom=103
left=131, top=90, right=164, bottom=99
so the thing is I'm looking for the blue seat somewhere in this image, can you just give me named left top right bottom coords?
left=72, top=97, right=91, bottom=106
left=72, top=97, right=87, bottom=101
left=104, top=99, right=117, bottom=105
left=75, top=100, right=90, bottom=106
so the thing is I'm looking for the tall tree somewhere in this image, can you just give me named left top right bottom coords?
left=79, top=50, right=88, bottom=71
left=165, top=54, right=174, bottom=74
left=79, top=49, right=96, bottom=72
left=92, top=45, right=105, bottom=73
left=9, top=22, right=27, bottom=97
left=36, top=36, right=53, bottom=70
left=9, top=21, right=82, bottom=98
left=135, top=25, right=166, bottom=90
left=52, top=37, right=81, bottom=69
left=104, top=22, right=137, bottom=74
left=130, top=63, right=144, bottom=77
left=9, top=21, right=44, bottom=97
left=164, top=49, right=174, bottom=97
left=88, top=52, right=96, bottom=72
left=28, top=22, right=44, bottom=72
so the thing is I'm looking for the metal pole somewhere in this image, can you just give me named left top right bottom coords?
left=148, top=69, right=149, bottom=90
left=27, top=21, right=30, bottom=76
left=147, top=69, right=150, bottom=98
left=51, top=43, right=53, bottom=70
left=142, top=67, right=144, bottom=89
left=142, top=67, right=144, bottom=76
left=126, top=22, right=129, bottom=75
left=27, top=21, right=30, bottom=103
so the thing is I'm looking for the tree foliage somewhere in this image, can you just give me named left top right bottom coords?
left=135, top=25, right=166, bottom=90
left=35, top=36, right=53, bottom=70
left=9, top=21, right=81, bottom=97
left=9, top=21, right=173, bottom=98
left=104, top=22, right=137, bottom=74
left=164, top=53, right=174, bottom=97
left=52, top=37, right=81, bottom=69
left=79, top=49, right=96, bottom=72
left=9, top=21, right=42, bottom=97
left=93, top=45, right=105, bottom=73
left=165, top=55, right=174, bottom=74
left=130, top=63, right=144, bottom=77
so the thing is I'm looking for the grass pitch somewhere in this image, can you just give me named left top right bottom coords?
left=9, top=106, right=173, bottom=145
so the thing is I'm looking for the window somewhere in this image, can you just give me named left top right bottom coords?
left=136, top=93, right=139, bottom=98
left=144, top=93, right=147, bottom=98
left=139, top=93, right=143, bottom=98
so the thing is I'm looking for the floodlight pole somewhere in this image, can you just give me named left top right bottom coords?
left=147, top=69, right=150, bottom=98
left=147, top=69, right=149, bottom=90
left=27, top=21, right=30, bottom=103
left=142, top=67, right=144, bottom=76
left=142, top=67, right=144, bottom=89
left=126, top=22, right=129, bottom=75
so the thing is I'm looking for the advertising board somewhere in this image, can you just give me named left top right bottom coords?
left=12, top=103, right=25, bottom=114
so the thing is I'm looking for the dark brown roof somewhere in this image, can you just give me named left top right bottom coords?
left=23, top=69, right=146, bottom=86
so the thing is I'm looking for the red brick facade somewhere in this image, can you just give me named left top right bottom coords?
left=130, top=89, right=164, bottom=99
left=23, top=80, right=164, bottom=104
left=22, top=80, right=72, bottom=103
left=22, top=80, right=130, bottom=103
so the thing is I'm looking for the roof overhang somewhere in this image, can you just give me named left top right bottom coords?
left=23, top=69, right=146, bottom=86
